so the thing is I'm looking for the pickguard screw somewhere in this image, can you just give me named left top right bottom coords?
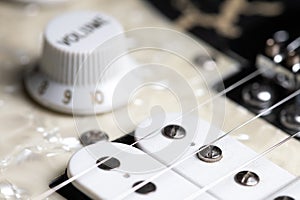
left=80, top=130, right=109, bottom=146
left=234, top=171, right=260, bottom=186
left=197, top=145, right=223, bottom=163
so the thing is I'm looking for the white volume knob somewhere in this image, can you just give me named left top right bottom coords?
left=25, top=11, right=136, bottom=115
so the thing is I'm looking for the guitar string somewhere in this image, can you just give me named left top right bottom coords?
left=33, top=69, right=264, bottom=200
left=115, top=89, right=300, bottom=200
left=113, top=89, right=300, bottom=200
left=184, top=130, right=300, bottom=200
left=34, top=26, right=300, bottom=200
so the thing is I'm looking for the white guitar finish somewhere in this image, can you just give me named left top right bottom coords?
left=0, top=0, right=299, bottom=199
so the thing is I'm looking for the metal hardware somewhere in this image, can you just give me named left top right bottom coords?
left=80, top=130, right=109, bottom=146
left=161, top=125, right=186, bottom=139
left=234, top=171, right=260, bottom=186
left=274, top=196, right=295, bottom=200
left=132, top=181, right=156, bottom=194
left=242, top=82, right=274, bottom=113
left=197, top=145, right=223, bottom=163
left=280, top=104, right=300, bottom=132
left=96, top=156, right=120, bottom=170
left=193, top=54, right=216, bottom=71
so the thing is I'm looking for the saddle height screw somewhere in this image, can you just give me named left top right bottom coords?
left=234, top=171, right=260, bottom=186
left=132, top=181, right=156, bottom=194
left=197, top=145, right=223, bottom=163
left=96, top=156, right=120, bottom=170
left=161, top=125, right=186, bottom=139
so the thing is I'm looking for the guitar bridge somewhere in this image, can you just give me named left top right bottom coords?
left=221, top=31, right=300, bottom=138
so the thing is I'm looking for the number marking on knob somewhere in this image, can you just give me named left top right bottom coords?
left=62, top=90, right=72, bottom=104
left=38, top=80, right=49, bottom=95
left=90, top=90, right=104, bottom=104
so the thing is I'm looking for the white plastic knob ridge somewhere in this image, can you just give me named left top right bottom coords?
left=25, top=11, right=136, bottom=115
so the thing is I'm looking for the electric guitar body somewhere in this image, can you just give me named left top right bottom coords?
left=0, top=0, right=299, bottom=199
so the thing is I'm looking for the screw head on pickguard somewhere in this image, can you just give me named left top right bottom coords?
left=80, top=130, right=109, bottom=146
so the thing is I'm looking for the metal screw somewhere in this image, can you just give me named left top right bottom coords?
left=197, top=145, right=223, bottom=163
left=286, top=51, right=300, bottom=69
left=265, top=38, right=280, bottom=58
left=193, top=54, right=216, bottom=71
left=273, top=30, right=289, bottom=43
left=234, top=171, right=260, bottom=186
left=274, top=196, right=295, bottom=200
left=80, top=130, right=109, bottom=146
left=96, top=156, right=120, bottom=170
left=242, top=82, right=274, bottom=113
left=161, top=125, right=186, bottom=139
left=132, top=181, right=156, bottom=194
left=280, top=104, right=300, bottom=132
